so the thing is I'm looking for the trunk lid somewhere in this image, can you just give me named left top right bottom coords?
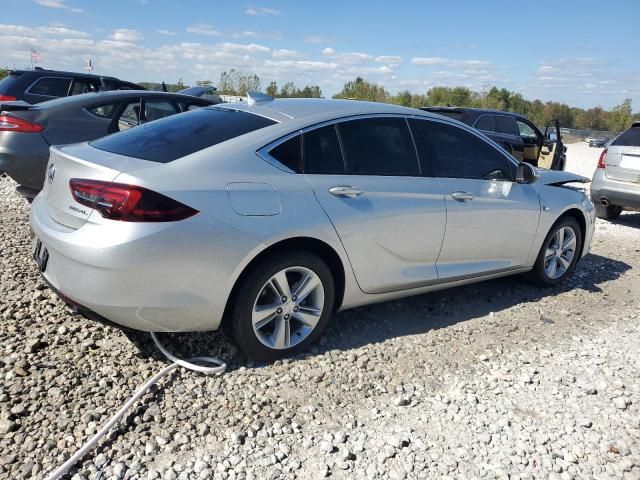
left=41, top=143, right=156, bottom=229
left=605, top=145, right=640, bottom=183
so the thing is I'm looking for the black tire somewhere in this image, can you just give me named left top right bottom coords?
left=229, top=251, right=335, bottom=361
left=594, top=201, right=622, bottom=220
left=530, top=217, right=582, bottom=286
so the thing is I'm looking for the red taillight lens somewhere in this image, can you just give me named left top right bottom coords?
left=0, top=95, right=17, bottom=102
left=69, top=179, right=198, bottom=222
left=597, top=148, right=607, bottom=169
left=0, top=115, right=43, bottom=132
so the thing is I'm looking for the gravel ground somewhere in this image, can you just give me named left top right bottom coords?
left=1, top=144, right=639, bottom=480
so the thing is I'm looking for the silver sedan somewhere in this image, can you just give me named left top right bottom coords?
left=30, top=95, right=596, bottom=359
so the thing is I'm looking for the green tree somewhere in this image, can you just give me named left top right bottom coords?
left=0, top=68, right=8, bottom=81
left=266, top=81, right=278, bottom=97
left=333, top=77, right=389, bottom=103
left=608, top=98, right=632, bottom=132
left=218, top=69, right=261, bottom=95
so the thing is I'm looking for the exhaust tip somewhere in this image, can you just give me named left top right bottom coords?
left=600, top=197, right=610, bottom=207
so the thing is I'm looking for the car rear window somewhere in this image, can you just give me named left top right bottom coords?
left=0, top=73, right=20, bottom=92
left=611, top=126, right=640, bottom=147
left=90, top=107, right=276, bottom=163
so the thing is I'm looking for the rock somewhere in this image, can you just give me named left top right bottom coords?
left=0, top=419, right=16, bottom=436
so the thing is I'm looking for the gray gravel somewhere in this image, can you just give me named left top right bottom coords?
left=1, top=173, right=639, bottom=480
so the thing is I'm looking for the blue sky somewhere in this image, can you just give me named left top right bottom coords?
left=2, top=0, right=639, bottom=109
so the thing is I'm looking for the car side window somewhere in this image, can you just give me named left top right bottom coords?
left=70, top=79, right=99, bottom=96
left=117, top=102, right=141, bottom=131
left=421, top=120, right=513, bottom=181
left=495, top=115, right=519, bottom=136
left=303, top=125, right=345, bottom=175
left=474, top=115, right=494, bottom=131
left=143, top=99, right=179, bottom=122
left=338, top=117, right=420, bottom=176
left=88, top=103, right=118, bottom=119
left=516, top=120, right=538, bottom=140
left=28, top=77, right=72, bottom=97
left=269, top=135, right=302, bottom=172
left=408, top=119, right=438, bottom=176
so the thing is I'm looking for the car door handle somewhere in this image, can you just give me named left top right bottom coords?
left=329, top=186, right=364, bottom=198
left=451, top=191, right=475, bottom=202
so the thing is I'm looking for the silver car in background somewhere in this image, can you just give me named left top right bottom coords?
left=591, top=121, right=640, bottom=219
left=30, top=95, right=595, bottom=360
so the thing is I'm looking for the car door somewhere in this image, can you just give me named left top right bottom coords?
left=109, top=98, right=142, bottom=133
left=411, top=118, right=540, bottom=280
left=302, top=117, right=447, bottom=294
left=516, top=118, right=542, bottom=166
left=539, top=120, right=563, bottom=170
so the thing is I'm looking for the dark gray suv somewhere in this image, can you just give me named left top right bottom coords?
left=0, top=68, right=144, bottom=104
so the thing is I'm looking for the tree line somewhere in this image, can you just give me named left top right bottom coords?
left=2, top=66, right=637, bottom=131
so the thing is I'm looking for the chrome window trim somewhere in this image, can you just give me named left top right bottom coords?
left=257, top=112, right=519, bottom=177
left=25, top=76, right=73, bottom=98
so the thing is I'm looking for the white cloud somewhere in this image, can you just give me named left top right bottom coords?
left=245, top=6, right=281, bottom=16
left=34, top=0, right=83, bottom=13
left=411, top=57, right=492, bottom=68
left=109, top=28, right=143, bottom=43
left=157, top=29, right=177, bottom=36
left=272, top=49, right=304, bottom=59
left=186, top=24, right=222, bottom=36
left=322, top=48, right=372, bottom=65
left=375, top=55, right=402, bottom=64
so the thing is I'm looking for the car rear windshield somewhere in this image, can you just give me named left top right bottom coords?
left=0, top=73, right=20, bottom=92
left=90, top=107, right=277, bottom=163
left=611, top=126, right=640, bottom=147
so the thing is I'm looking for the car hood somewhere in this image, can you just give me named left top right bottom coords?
left=537, top=169, right=590, bottom=186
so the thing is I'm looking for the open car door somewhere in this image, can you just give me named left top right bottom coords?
left=538, top=119, right=566, bottom=170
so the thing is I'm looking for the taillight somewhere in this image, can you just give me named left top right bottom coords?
left=69, top=179, right=198, bottom=222
left=0, top=95, right=17, bottom=102
left=597, top=148, right=607, bottom=169
left=0, top=115, right=43, bottom=132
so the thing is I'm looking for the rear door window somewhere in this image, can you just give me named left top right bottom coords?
left=70, top=79, right=99, bottom=95
left=303, top=125, right=345, bottom=174
left=91, top=108, right=276, bottom=163
left=474, top=115, right=494, bottom=131
left=494, top=115, right=519, bottom=136
left=143, top=98, right=179, bottom=122
left=116, top=101, right=141, bottom=131
left=28, top=77, right=72, bottom=97
left=338, top=117, right=420, bottom=176
left=611, top=127, right=640, bottom=147
left=87, top=103, right=119, bottom=119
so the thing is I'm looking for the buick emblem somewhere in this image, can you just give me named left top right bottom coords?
left=47, top=164, right=56, bottom=184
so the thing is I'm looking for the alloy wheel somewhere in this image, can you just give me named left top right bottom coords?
left=544, top=226, right=577, bottom=279
left=252, top=266, right=325, bottom=350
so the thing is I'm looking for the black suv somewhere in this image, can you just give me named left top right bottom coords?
left=421, top=107, right=566, bottom=170
left=0, top=68, right=145, bottom=104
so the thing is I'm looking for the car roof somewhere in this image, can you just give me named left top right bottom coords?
left=218, top=98, right=438, bottom=123
left=9, top=68, right=120, bottom=81
left=422, top=106, right=527, bottom=117
left=31, top=90, right=213, bottom=109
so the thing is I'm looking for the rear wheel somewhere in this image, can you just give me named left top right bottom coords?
left=530, top=217, right=582, bottom=286
left=229, top=252, right=335, bottom=360
left=594, top=202, right=622, bottom=220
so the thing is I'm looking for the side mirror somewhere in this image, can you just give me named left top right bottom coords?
left=516, top=162, right=538, bottom=184
left=547, top=132, right=558, bottom=142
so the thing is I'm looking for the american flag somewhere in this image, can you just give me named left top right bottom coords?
left=31, top=49, right=42, bottom=63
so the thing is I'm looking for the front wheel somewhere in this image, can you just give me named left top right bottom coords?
left=229, top=252, right=335, bottom=360
left=530, top=217, right=582, bottom=286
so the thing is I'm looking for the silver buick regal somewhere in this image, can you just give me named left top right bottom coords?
left=30, top=95, right=595, bottom=359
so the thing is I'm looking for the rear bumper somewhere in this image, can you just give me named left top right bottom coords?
left=591, top=169, right=640, bottom=210
left=30, top=194, right=263, bottom=332
left=0, top=132, right=50, bottom=190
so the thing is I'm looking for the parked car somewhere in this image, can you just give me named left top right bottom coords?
left=591, top=121, right=640, bottom=219
left=0, top=68, right=144, bottom=104
left=30, top=95, right=595, bottom=360
left=588, top=137, right=608, bottom=148
left=0, top=90, right=212, bottom=197
left=421, top=107, right=566, bottom=170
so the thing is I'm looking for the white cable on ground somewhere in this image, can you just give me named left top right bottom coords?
left=45, top=332, right=226, bottom=480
